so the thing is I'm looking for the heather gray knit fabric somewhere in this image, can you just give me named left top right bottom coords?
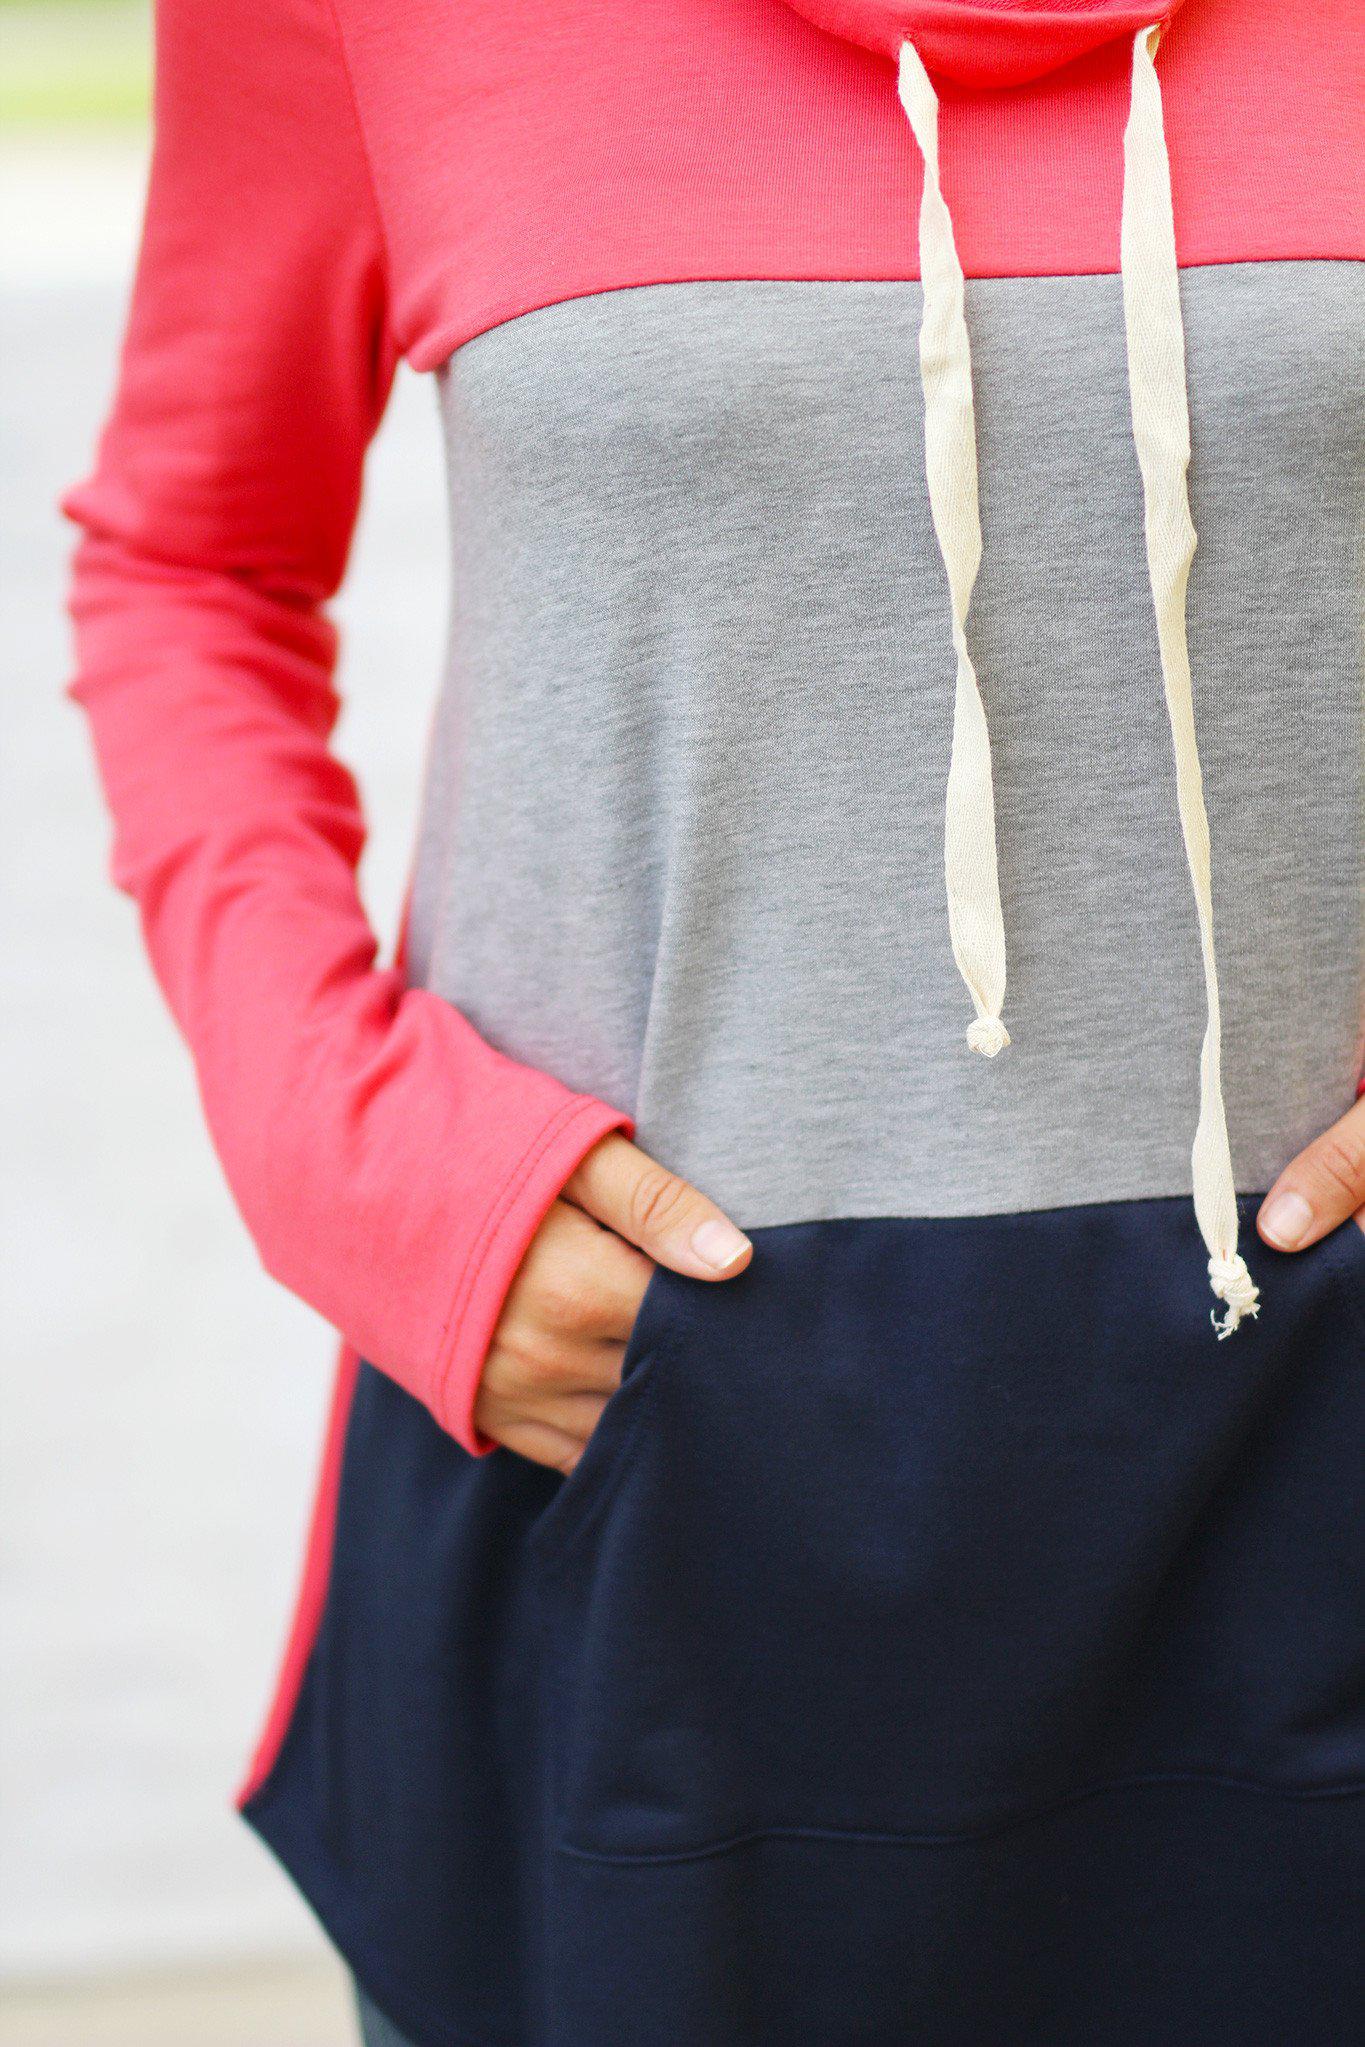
left=405, top=263, right=1364, bottom=1226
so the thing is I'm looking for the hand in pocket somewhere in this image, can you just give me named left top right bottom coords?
left=474, top=1133, right=752, bottom=1473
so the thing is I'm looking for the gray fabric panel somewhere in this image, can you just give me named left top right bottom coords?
left=407, top=265, right=1363, bottom=1224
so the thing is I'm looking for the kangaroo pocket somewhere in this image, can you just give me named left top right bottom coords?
left=532, top=1199, right=1365, bottom=1862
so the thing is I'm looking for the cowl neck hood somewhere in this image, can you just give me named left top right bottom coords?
left=782, top=1, right=1184, bottom=85
left=771, top=0, right=1262, bottom=1338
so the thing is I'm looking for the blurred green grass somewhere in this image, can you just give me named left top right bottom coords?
left=1, top=1, right=150, bottom=127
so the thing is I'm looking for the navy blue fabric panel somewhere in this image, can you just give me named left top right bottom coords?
left=544, top=1784, right=1364, bottom=2045
left=356, top=1986, right=420, bottom=2047
left=244, top=1198, right=1365, bottom=2046
left=348, top=1786, right=1365, bottom=2046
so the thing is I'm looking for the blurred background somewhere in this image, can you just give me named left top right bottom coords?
left=1, top=4, right=448, bottom=2037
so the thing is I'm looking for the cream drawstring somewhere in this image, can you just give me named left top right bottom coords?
left=1120, top=25, right=1257, bottom=1334
left=896, top=27, right=1259, bottom=1333
left=897, top=40, right=1010, bottom=1061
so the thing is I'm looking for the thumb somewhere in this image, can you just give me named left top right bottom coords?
left=1257, top=1092, right=1365, bottom=1252
left=563, top=1133, right=753, bottom=1281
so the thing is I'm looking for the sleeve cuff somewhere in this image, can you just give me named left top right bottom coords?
left=431, top=1093, right=634, bottom=1455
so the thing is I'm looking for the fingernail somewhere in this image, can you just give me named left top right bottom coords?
left=690, top=1217, right=751, bottom=1271
left=1258, top=1190, right=1313, bottom=1250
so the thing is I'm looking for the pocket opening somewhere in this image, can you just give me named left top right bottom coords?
left=525, top=1259, right=683, bottom=1572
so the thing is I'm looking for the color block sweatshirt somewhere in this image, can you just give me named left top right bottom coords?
left=62, top=4, right=1364, bottom=2040
left=64, top=0, right=1362, bottom=1453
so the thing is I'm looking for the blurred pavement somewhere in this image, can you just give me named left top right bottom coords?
left=0, top=1956, right=355, bottom=2047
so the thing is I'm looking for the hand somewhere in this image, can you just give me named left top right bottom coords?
left=474, top=1132, right=752, bottom=1473
left=1257, top=1092, right=1365, bottom=1254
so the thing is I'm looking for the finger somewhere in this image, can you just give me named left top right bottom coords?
left=585, top=1230, right=656, bottom=1342
left=488, top=1416, right=590, bottom=1476
left=531, top=1207, right=655, bottom=1342
left=1258, top=1094, right=1365, bottom=1252
left=564, top=1133, right=753, bottom=1281
left=509, top=1201, right=651, bottom=1342
left=480, top=1321, right=625, bottom=1399
left=478, top=1387, right=611, bottom=1446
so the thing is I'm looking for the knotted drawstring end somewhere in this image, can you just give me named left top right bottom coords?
left=1209, top=1253, right=1260, bottom=1339
left=966, top=1015, right=1010, bottom=1059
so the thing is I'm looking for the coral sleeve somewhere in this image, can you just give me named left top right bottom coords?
left=60, top=0, right=631, bottom=1454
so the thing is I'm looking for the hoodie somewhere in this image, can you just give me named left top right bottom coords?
left=63, top=4, right=1363, bottom=2040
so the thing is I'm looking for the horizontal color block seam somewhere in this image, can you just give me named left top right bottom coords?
left=408, top=251, right=1363, bottom=372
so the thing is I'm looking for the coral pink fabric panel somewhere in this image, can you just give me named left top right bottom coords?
left=335, top=0, right=1365, bottom=368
